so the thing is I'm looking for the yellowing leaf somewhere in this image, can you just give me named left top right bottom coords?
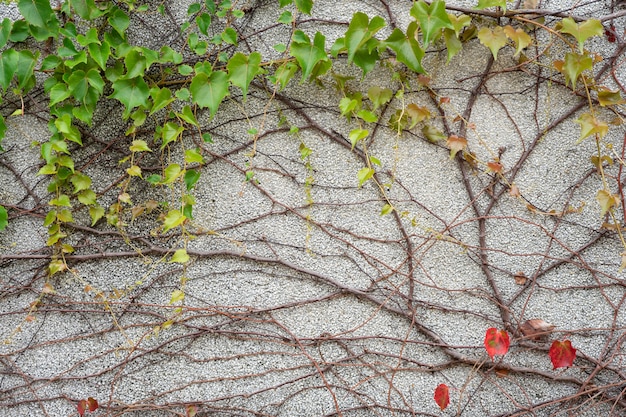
left=48, top=260, right=66, bottom=276
left=448, top=13, right=471, bottom=36
left=170, top=248, right=190, bottom=263
left=597, top=189, right=619, bottom=216
left=478, top=26, right=507, bottom=60
left=126, top=165, right=142, bottom=177
left=561, top=52, right=592, bottom=90
left=169, top=289, right=185, bottom=304
left=574, top=113, right=608, bottom=143
left=597, top=87, right=625, bottom=106
left=162, top=209, right=186, bottom=232
left=503, top=25, right=531, bottom=56
left=129, top=139, right=151, bottom=152
left=367, top=86, right=393, bottom=110
left=406, top=104, right=430, bottom=128
left=559, top=17, right=603, bottom=53
left=380, top=204, right=393, bottom=216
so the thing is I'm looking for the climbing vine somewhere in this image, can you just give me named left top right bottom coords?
left=1, top=0, right=626, bottom=415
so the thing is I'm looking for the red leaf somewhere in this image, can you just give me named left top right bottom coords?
left=605, top=25, right=616, bottom=43
left=87, top=397, right=98, bottom=412
left=77, top=400, right=87, bottom=417
left=549, top=340, right=576, bottom=369
left=484, top=328, right=510, bottom=360
left=434, top=383, right=450, bottom=411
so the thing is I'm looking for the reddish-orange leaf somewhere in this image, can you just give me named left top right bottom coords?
left=434, top=383, right=450, bottom=410
left=549, top=340, right=576, bottom=369
left=446, top=135, right=467, bottom=159
left=487, top=161, right=503, bottom=174
left=513, top=271, right=527, bottom=285
left=439, top=97, right=451, bottom=104
left=484, top=328, right=510, bottom=360
left=87, top=397, right=98, bottom=412
left=77, top=400, right=87, bottom=417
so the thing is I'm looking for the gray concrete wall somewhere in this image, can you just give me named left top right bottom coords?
left=1, top=0, right=626, bottom=416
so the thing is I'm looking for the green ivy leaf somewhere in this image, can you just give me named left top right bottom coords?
left=344, top=12, right=385, bottom=64
left=0, top=18, right=12, bottom=49
left=162, top=209, right=186, bottom=232
left=290, top=31, right=328, bottom=82
left=130, top=139, right=151, bottom=152
left=178, top=105, right=199, bottom=126
left=50, top=194, right=71, bottom=207
left=108, top=7, right=130, bottom=37
left=76, top=27, right=100, bottom=46
left=18, top=0, right=54, bottom=28
left=221, top=27, right=237, bottom=45
left=0, top=49, right=19, bottom=92
left=170, top=249, right=190, bottom=264
left=357, top=109, right=378, bottom=123
left=227, top=52, right=262, bottom=100
left=16, top=50, right=37, bottom=91
left=88, top=41, right=110, bottom=71
left=443, top=29, right=462, bottom=63
left=278, top=10, right=292, bottom=24
left=559, top=17, right=603, bottom=53
left=475, top=0, right=507, bottom=12
left=89, top=205, right=104, bottom=225
left=190, top=71, right=229, bottom=118
left=478, top=26, right=507, bottom=60
left=0, top=205, right=7, bottom=231
left=271, top=61, right=298, bottom=90
left=162, top=163, right=182, bottom=184
left=70, top=172, right=91, bottom=193
left=70, top=0, right=105, bottom=20
left=149, top=87, right=174, bottom=116
left=410, top=0, right=453, bottom=47
left=169, top=289, right=185, bottom=304
left=57, top=208, right=73, bottom=223
left=184, top=149, right=204, bottom=164
left=110, top=77, right=150, bottom=119
left=77, top=189, right=97, bottom=205
left=349, top=128, right=368, bottom=149
left=196, top=13, right=211, bottom=36
left=385, top=23, right=425, bottom=74
left=9, top=20, right=29, bottom=42
left=381, top=204, right=393, bottom=216
left=357, top=167, right=375, bottom=186
left=367, top=86, right=393, bottom=110
left=160, top=122, right=184, bottom=149
left=295, top=0, right=313, bottom=14
left=54, top=114, right=82, bottom=144
left=184, top=169, right=201, bottom=190
left=561, top=51, right=592, bottom=90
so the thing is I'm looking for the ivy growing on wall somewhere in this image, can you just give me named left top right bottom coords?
left=1, top=0, right=626, bottom=415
